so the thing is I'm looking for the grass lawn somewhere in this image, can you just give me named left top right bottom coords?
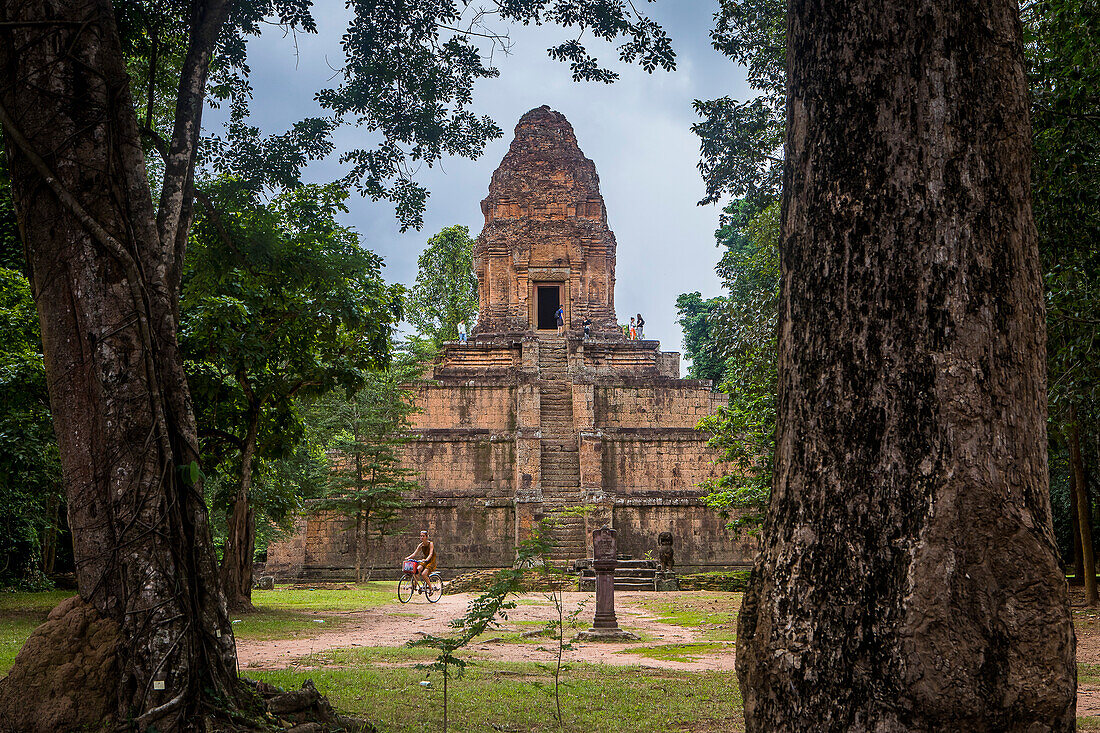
left=233, top=582, right=396, bottom=641
left=251, top=662, right=744, bottom=733
left=0, top=589, right=75, bottom=674
left=0, top=587, right=1093, bottom=731
left=623, top=642, right=733, bottom=663
left=633, top=592, right=740, bottom=642
left=0, top=584, right=398, bottom=668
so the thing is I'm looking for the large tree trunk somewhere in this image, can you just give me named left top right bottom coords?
left=355, top=455, right=364, bottom=583
left=1070, top=403, right=1098, bottom=604
left=736, top=1, right=1076, bottom=730
left=39, top=492, right=60, bottom=574
left=355, top=511, right=365, bottom=584
left=0, top=0, right=237, bottom=729
left=1071, top=466, right=1086, bottom=581
left=221, top=409, right=260, bottom=613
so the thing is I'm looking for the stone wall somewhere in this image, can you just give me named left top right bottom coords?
left=594, top=384, right=726, bottom=429
left=266, top=499, right=517, bottom=580
left=410, top=383, right=517, bottom=431
left=435, top=342, right=519, bottom=374
left=402, top=432, right=515, bottom=498
left=610, top=502, right=759, bottom=571
left=600, top=431, right=727, bottom=494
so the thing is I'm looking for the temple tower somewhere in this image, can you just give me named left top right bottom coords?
left=473, top=106, right=620, bottom=337
left=265, top=107, right=750, bottom=580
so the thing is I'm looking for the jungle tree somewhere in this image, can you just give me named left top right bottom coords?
left=736, top=0, right=1076, bottom=729
left=0, top=0, right=674, bottom=727
left=314, top=361, right=421, bottom=583
left=405, top=225, right=479, bottom=347
left=182, top=180, right=398, bottom=611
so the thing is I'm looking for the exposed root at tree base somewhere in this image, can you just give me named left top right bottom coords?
left=0, top=597, right=374, bottom=732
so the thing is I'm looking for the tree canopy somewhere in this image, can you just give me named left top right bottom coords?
left=0, top=0, right=678, bottom=725
left=406, top=224, right=479, bottom=347
left=182, top=178, right=401, bottom=609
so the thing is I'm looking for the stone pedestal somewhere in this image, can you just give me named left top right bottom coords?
left=576, top=525, right=638, bottom=641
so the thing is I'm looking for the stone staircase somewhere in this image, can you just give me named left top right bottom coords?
left=538, top=339, right=587, bottom=562
left=575, top=558, right=660, bottom=591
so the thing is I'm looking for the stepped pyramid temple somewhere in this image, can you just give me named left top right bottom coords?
left=267, top=106, right=753, bottom=578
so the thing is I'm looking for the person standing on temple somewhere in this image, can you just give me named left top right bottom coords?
left=556, top=305, right=565, bottom=336
left=458, top=321, right=467, bottom=344
left=583, top=317, right=591, bottom=339
left=629, top=317, right=637, bottom=340
left=635, top=313, right=644, bottom=339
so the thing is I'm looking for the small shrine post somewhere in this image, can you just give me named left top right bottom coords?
left=576, top=524, right=638, bottom=641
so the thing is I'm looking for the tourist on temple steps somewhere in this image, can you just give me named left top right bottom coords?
left=458, top=321, right=467, bottom=344
left=629, top=316, right=637, bottom=340
left=635, top=313, right=644, bottom=339
left=583, top=317, right=591, bottom=338
left=405, top=530, right=436, bottom=594
left=556, top=305, right=565, bottom=336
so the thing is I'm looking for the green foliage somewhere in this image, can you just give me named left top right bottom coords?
left=405, top=225, right=479, bottom=347
left=682, top=0, right=787, bottom=535
left=408, top=524, right=552, bottom=731
left=323, top=1, right=674, bottom=228
left=0, top=264, right=62, bottom=584
left=697, top=203, right=780, bottom=533
left=120, top=1, right=675, bottom=231
left=0, top=153, right=24, bottom=273
left=692, top=0, right=786, bottom=205
left=1025, top=0, right=1100, bottom=567
left=311, top=356, right=423, bottom=579
left=675, top=291, right=728, bottom=384
left=1029, top=0, right=1100, bottom=416
left=204, top=433, right=332, bottom=556
left=182, top=179, right=400, bottom=542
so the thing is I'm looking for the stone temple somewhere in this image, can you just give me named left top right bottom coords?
left=267, top=106, right=752, bottom=578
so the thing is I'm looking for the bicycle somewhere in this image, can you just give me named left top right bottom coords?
left=398, top=560, right=443, bottom=603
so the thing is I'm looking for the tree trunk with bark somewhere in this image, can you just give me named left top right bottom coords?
left=355, top=453, right=364, bottom=583
left=1071, top=467, right=1086, bottom=581
left=1070, top=403, right=1097, bottom=604
left=736, top=1, right=1076, bottom=729
left=0, top=0, right=237, bottom=729
left=39, top=492, right=60, bottom=574
left=355, top=510, right=365, bottom=583
left=221, top=409, right=260, bottom=613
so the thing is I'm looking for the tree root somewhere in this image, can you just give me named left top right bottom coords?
left=0, top=597, right=374, bottom=732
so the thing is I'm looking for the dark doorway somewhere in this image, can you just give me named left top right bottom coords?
left=536, top=285, right=561, bottom=330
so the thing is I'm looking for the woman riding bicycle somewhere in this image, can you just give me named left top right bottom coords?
left=405, top=530, right=436, bottom=593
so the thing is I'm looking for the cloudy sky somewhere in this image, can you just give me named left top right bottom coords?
left=208, top=3, right=754, bottom=365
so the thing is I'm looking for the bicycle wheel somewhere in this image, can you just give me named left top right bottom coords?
left=426, top=572, right=443, bottom=603
left=397, top=574, right=414, bottom=603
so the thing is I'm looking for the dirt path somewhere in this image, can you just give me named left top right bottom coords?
left=238, top=587, right=1098, bottom=716
left=237, top=590, right=736, bottom=672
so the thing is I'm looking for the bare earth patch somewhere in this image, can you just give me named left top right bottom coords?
left=1071, top=588, right=1100, bottom=718
left=236, top=590, right=737, bottom=672
left=237, top=586, right=1097, bottom=721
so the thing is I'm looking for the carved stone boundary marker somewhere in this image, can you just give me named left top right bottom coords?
left=575, top=525, right=638, bottom=641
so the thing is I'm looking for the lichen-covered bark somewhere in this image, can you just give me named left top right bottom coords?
left=736, top=0, right=1076, bottom=729
left=0, top=0, right=238, bottom=728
